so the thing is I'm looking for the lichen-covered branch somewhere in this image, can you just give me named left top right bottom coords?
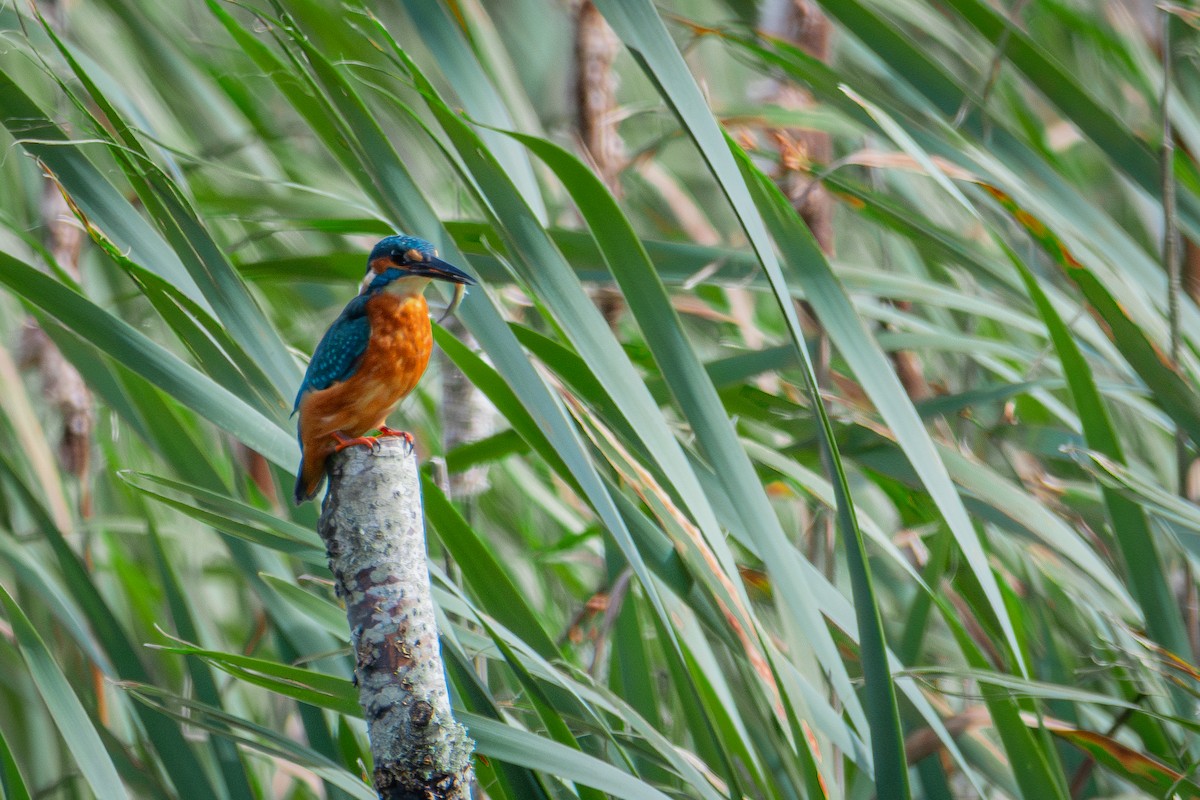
left=318, top=439, right=474, bottom=800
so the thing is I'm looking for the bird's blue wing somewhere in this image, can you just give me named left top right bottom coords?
left=292, top=296, right=371, bottom=414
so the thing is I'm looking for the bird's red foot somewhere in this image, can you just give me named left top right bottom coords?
left=377, top=426, right=415, bottom=450
left=331, top=430, right=381, bottom=453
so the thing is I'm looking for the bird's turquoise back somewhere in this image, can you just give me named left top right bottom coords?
left=292, top=294, right=372, bottom=415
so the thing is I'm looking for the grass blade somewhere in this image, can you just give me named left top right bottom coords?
left=0, top=583, right=130, bottom=800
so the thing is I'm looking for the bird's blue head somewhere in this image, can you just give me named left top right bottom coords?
left=362, top=235, right=475, bottom=296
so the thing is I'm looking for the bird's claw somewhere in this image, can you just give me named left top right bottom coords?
left=377, top=426, right=416, bottom=452
left=330, top=431, right=380, bottom=453
left=329, top=428, right=414, bottom=455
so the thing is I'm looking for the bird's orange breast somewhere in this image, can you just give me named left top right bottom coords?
left=297, top=292, right=432, bottom=444
left=348, top=291, right=434, bottom=420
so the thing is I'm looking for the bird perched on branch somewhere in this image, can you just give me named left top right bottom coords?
left=292, top=235, right=474, bottom=504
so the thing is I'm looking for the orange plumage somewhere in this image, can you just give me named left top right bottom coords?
left=295, top=292, right=432, bottom=502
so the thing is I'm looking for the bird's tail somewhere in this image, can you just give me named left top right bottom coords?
left=293, top=458, right=325, bottom=505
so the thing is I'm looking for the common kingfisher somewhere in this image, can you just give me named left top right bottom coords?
left=292, top=235, right=474, bottom=504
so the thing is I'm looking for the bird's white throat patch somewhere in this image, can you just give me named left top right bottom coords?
left=383, top=275, right=433, bottom=297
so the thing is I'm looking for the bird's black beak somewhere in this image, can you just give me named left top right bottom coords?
left=412, top=256, right=475, bottom=286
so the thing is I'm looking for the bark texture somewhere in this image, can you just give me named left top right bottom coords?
left=318, top=439, right=474, bottom=800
